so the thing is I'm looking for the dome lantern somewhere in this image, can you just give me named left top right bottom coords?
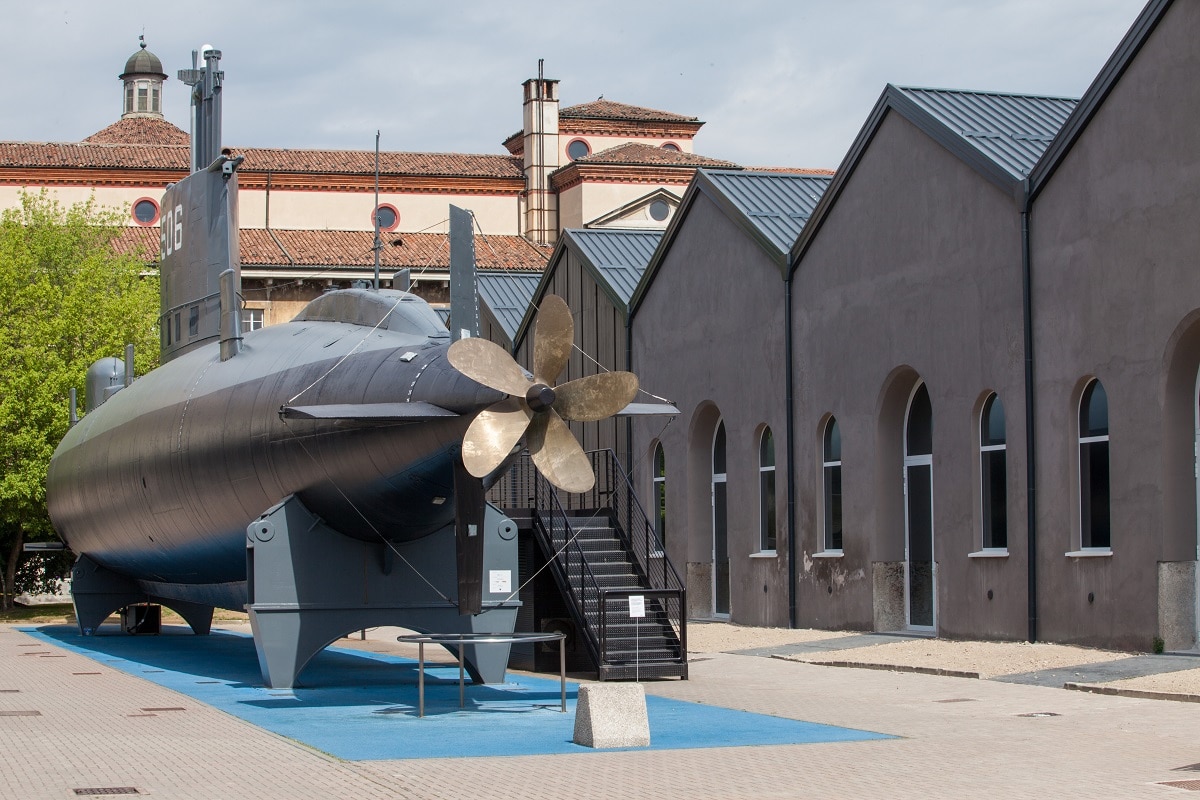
left=119, top=36, right=167, bottom=119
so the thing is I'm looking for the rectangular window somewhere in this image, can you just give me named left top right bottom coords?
left=1080, top=440, right=1111, bottom=548
left=188, top=306, right=199, bottom=337
left=759, top=468, right=776, bottom=551
left=823, top=463, right=843, bottom=551
left=242, top=308, right=265, bottom=333
left=137, top=84, right=149, bottom=112
left=981, top=447, right=1007, bottom=548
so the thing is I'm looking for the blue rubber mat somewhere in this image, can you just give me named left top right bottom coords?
left=25, top=625, right=891, bottom=760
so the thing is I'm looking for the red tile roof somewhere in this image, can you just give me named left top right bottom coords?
left=114, top=226, right=549, bottom=272
left=573, top=142, right=738, bottom=169
left=0, top=142, right=522, bottom=179
left=84, top=117, right=190, bottom=146
left=561, top=100, right=700, bottom=124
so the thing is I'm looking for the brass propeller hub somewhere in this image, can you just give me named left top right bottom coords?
left=526, top=383, right=556, bottom=412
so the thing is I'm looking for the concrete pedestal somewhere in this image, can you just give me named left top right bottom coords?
left=572, top=683, right=650, bottom=748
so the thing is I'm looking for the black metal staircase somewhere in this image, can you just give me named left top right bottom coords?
left=495, top=450, right=687, bottom=680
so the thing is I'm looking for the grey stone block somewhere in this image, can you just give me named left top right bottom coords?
left=572, top=683, right=651, bottom=748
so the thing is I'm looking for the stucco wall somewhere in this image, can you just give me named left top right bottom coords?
left=791, top=111, right=1028, bottom=639
left=1029, top=0, right=1200, bottom=650
left=631, top=190, right=790, bottom=626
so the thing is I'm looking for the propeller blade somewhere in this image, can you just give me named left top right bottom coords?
left=460, top=398, right=532, bottom=478
left=447, top=338, right=532, bottom=397
left=553, top=372, right=640, bottom=422
left=532, top=295, right=573, bottom=386
left=528, top=410, right=595, bottom=493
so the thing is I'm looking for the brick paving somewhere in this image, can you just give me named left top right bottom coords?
left=4, top=623, right=1200, bottom=799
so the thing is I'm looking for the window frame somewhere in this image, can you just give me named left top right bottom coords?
left=973, top=392, right=1009, bottom=556
left=819, top=417, right=843, bottom=556
left=757, top=427, right=777, bottom=554
left=566, top=138, right=591, bottom=161
left=652, top=442, right=666, bottom=551
left=1072, top=378, right=1112, bottom=555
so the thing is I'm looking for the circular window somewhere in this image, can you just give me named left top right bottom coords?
left=649, top=200, right=670, bottom=221
left=567, top=139, right=590, bottom=161
left=660, top=142, right=680, bottom=152
left=132, top=197, right=160, bottom=226
left=373, top=204, right=399, bottom=232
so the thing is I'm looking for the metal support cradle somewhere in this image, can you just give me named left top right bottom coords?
left=397, top=632, right=567, bottom=717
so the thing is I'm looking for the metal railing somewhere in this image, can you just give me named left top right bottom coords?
left=519, top=449, right=686, bottom=678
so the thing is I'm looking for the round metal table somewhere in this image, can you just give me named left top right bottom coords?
left=396, top=631, right=568, bottom=717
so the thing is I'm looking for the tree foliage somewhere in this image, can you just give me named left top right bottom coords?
left=0, top=191, right=159, bottom=608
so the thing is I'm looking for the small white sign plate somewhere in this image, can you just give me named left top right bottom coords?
left=628, top=595, right=646, bottom=618
left=489, top=570, right=511, bottom=594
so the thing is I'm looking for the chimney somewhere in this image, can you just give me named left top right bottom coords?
left=522, top=59, right=560, bottom=246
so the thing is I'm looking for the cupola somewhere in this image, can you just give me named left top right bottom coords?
left=119, top=36, right=167, bottom=119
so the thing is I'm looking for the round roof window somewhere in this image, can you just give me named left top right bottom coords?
left=132, top=198, right=159, bottom=226
left=661, top=142, right=680, bottom=152
left=567, top=139, right=590, bottom=161
left=373, top=204, right=399, bottom=232
left=649, top=200, right=670, bottom=222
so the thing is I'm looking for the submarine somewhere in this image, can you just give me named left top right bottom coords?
left=45, top=48, right=638, bottom=688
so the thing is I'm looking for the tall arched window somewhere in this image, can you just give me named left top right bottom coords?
left=759, top=428, right=776, bottom=552
left=653, top=443, right=667, bottom=547
left=712, top=421, right=730, bottom=617
left=822, top=418, right=843, bottom=552
left=980, top=393, right=1007, bottom=550
left=1079, top=379, right=1111, bottom=549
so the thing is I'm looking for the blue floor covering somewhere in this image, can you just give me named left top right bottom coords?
left=24, top=624, right=891, bottom=761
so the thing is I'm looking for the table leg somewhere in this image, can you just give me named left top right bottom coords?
left=418, top=642, right=425, bottom=718
left=457, top=642, right=465, bottom=709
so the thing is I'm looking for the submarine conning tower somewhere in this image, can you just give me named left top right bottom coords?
left=159, top=46, right=243, bottom=364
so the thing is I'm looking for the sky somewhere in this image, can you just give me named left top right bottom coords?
left=3, top=0, right=1150, bottom=170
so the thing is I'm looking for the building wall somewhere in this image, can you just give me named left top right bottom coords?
left=631, top=192, right=790, bottom=626
left=1030, top=0, right=1200, bottom=650
left=238, top=189, right=519, bottom=235
left=560, top=134, right=694, bottom=161
left=559, top=181, right=691, bottom=230
left=791, top=111, right=1028, bottom=639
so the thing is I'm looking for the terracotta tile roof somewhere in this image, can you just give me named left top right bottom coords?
left=0, top=141, right=189, bottom=170
left=561, top=100, right=699, bottom=124
left=83, top=117, right=190, bottom=146
left=0, top=141, right=522, bottom=179
left=573, top=142, right=739, bottom=169
left=113, top=227, right=549, bottom=272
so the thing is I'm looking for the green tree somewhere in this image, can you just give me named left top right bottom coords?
left=0, top=191, right=159, bottom=609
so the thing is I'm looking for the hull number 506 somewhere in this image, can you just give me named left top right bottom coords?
left=161, top=203, right=184, bottom=257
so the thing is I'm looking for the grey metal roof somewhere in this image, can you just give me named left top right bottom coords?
left=895, top=87, right=1078, bottom=178
left=703, top=171, right=832, bottom=254
left=477, top=271, right=541, bottom=341
left=567, top=229, right=663, bottom=308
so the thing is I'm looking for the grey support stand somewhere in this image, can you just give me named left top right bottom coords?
left=245, top=494, right=521, bottom=689
left=71, top=554, right=215, bottom=636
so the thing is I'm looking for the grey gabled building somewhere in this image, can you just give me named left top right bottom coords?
left=785, top=0, right=1199, bottom=652
left=629, top=168, right=831, bottom=625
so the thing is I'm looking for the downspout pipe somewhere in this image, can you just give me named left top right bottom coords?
left=1020, top=179, right=1038, bottom=643
left=785, top=270, right=797, bottom=629
left=625, top=313, right=634, bottom=476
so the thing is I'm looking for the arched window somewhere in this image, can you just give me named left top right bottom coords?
left=712, top=421, right=730, bottom=617
left=653, top=443, right=667, bottom=547
left=759, top=428, right=776, bottom=552
left=980, top=393, right=1007, bottom=550
left=1079, top=379, right=1111, bottom=549
left=822, top=418, right=843, bottom=551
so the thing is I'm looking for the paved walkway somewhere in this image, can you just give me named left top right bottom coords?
left=5, top=623, right=1200, bottom=799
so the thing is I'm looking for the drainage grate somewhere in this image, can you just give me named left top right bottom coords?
left=1017, top=711, right=1061, bottom=718
left=934, top=698, right=977, bottom=703
left=20, top=651, right=50, bottom=656
left=1159, top=780, right=1200, bottom=791
left=73, top=788, right=140, bottom=796
left=0, top=710, right=42, bottom=716
left=141, top=707, right=185, bottom=712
